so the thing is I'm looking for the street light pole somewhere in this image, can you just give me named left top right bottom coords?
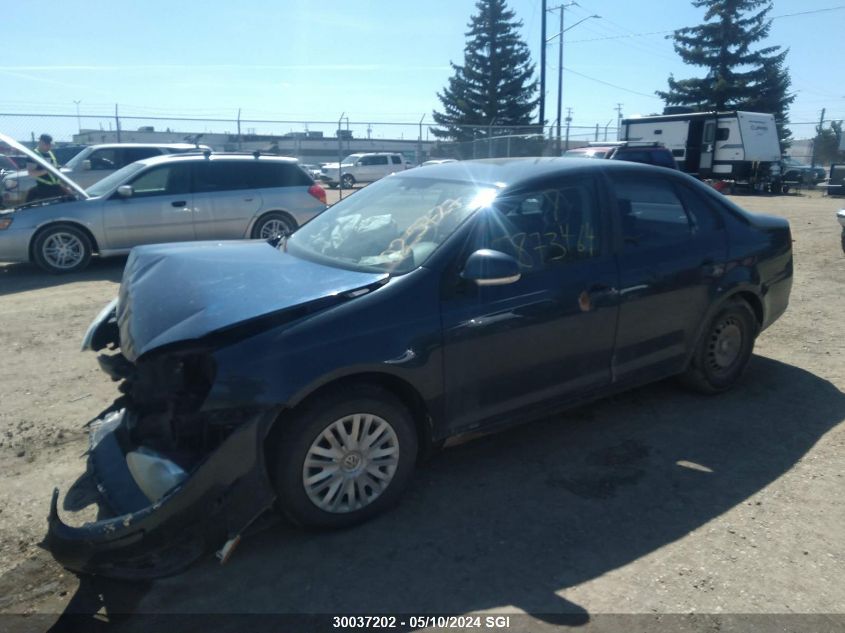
left=546, top=4, right=600, bottom=154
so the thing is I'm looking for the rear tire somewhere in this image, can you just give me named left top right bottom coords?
left=269, top=384, right=418, bottom=529
left=681, top=298, right=758, bottom=394
left=251, top=212, right=295, bottom=240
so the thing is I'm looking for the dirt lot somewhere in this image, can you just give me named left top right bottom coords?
left=0, top=189, right=844, bottom=631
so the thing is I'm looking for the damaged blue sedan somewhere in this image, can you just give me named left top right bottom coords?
left=46, top=157, right=793, bottom=578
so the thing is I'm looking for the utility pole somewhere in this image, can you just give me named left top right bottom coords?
left=811, top=108, right=825, bottom=169
left=564, top=107, right=572, bottom=152
left=539, top=0, right=547, bottom=136
left=115, top=104, right=121, bottom=143
left=237, top=108, right=242, bottom=150
left=337, top=112, right=345, bottom=200
left=615, top=103, right=624, bottom=140
left=418, top=114, right=425, bottom=164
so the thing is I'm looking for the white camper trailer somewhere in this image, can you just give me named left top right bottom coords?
left=620, top=111, right=782, bottom=190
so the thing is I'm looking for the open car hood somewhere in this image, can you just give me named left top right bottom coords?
left=117, top=240, right=388, bottom=361
left=0, top=132, right=89, bottom=201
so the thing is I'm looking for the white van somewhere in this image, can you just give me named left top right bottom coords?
left=319, top=152, right=407, bottom=188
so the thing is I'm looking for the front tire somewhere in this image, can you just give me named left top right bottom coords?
left=341, top=174, right=356, bottom=189
left=681, top=298, right=758, bottom=394
left=270, top=385, right=418, bottom=528
left=32, top=224, right=92, bottom=274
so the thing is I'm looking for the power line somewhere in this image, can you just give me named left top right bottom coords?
left=770, top=5, right=845, bottom=20
left=566, top=5, right=845, bottom=44
left=562, top=67, right=661, bottom=100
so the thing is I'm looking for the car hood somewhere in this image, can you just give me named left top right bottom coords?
left=117, top=240, right=388, bottom=361
left=0, top=132, right=88, bottom=202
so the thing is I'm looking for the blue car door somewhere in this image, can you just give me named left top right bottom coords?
left=608, top=172, right=729, bottom=382
left=439, top=175, right=620, bottom=433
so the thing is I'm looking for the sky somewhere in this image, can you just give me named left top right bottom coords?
left=2, top=0, right=843, bottom=143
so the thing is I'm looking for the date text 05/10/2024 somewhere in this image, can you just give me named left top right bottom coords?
left=332, top=615, right=512, bottom=629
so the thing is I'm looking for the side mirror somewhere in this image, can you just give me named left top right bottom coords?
left=116, top=185, right=133, bottom=198
left=82, top=159, right=92, bottom=171
left=461, top=249, right=521, bottom=286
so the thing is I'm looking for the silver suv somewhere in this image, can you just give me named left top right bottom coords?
left=2, top=142, right=209, bottom=208
left=0, top=134, right=327, bottom=273
left=320, top=152, right=407, bottom=188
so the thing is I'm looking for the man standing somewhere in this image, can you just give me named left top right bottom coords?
left=26, top=133, right=65, bottom=202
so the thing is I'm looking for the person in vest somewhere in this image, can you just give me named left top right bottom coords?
left=26, top=133, right=66, bottom=202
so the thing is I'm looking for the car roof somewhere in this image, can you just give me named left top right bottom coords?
left=133, top=153, right=303, bottom=168
left=397, top=156, right=678, bottom=188
left=83, top=142, right=205, bottom=150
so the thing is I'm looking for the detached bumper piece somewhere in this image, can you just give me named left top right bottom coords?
left=45, top=407, right=278, bottom=579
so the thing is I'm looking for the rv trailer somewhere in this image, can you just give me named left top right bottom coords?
left=620, top=111, right=782, bottom=192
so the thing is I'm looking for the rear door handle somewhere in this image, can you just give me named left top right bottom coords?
left=171, top=200, right=187, bottom=208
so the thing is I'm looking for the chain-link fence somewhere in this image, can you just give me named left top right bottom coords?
left=2, top=110, right=839, bottom=165
left=0, top=111, right=618, bottom=165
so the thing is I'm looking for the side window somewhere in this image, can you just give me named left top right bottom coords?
left=391, top=155, right=402, bottom=165
left=372, top=156, right=389, bottom=166
left=359, top=156, right=375, bottom=166
left=121, top=147, right=162, bottom=166
left=476, top=180, right=602, bottom=274
left=88, top=148, right=118, bottom=170
left=193, top=161, right=253, bottom=192
left=249, top=163, right=312, bottom=188
left=129, top=164, right=190, bottom=198
left=716, top=128, right=730, bottom=141
left=611, top=175, right=692, bottom=249
left=675, top=184, right=723, bottom=233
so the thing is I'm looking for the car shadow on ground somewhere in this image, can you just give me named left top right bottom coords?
left=48, top=356, right=845, bottom=632
left=0, top=257, right=126, bottom=297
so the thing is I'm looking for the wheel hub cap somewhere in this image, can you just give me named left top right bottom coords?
left=302, top=413, right=399, bottom=514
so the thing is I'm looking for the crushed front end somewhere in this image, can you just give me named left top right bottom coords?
left=45, top=299, right=279, bottom=579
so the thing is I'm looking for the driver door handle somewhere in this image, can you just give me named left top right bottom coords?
left=171, top=200, right=187, bottom=208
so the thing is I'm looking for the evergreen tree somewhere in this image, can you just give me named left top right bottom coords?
left=432, top=0, right=538, bottom=144
left=742, top=50, right=795, bottom=147
left=814, top=121, right=844, bottom=165
left=658, top=0, right=793, bottom=144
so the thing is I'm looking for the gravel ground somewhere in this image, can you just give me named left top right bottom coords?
left=0, top=188, right=843, bottom=632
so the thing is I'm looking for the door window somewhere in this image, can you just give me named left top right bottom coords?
left=391, top=155, right=403, bottom=164
left=611, top=176, right=692, bottom=249
left=88, top=149, right=118, bottom=170
left=121, top=147, right=163, bottom=166
left=473, top=180, right=602, bottom=273
left=128, top=164, right=190, bottom=198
